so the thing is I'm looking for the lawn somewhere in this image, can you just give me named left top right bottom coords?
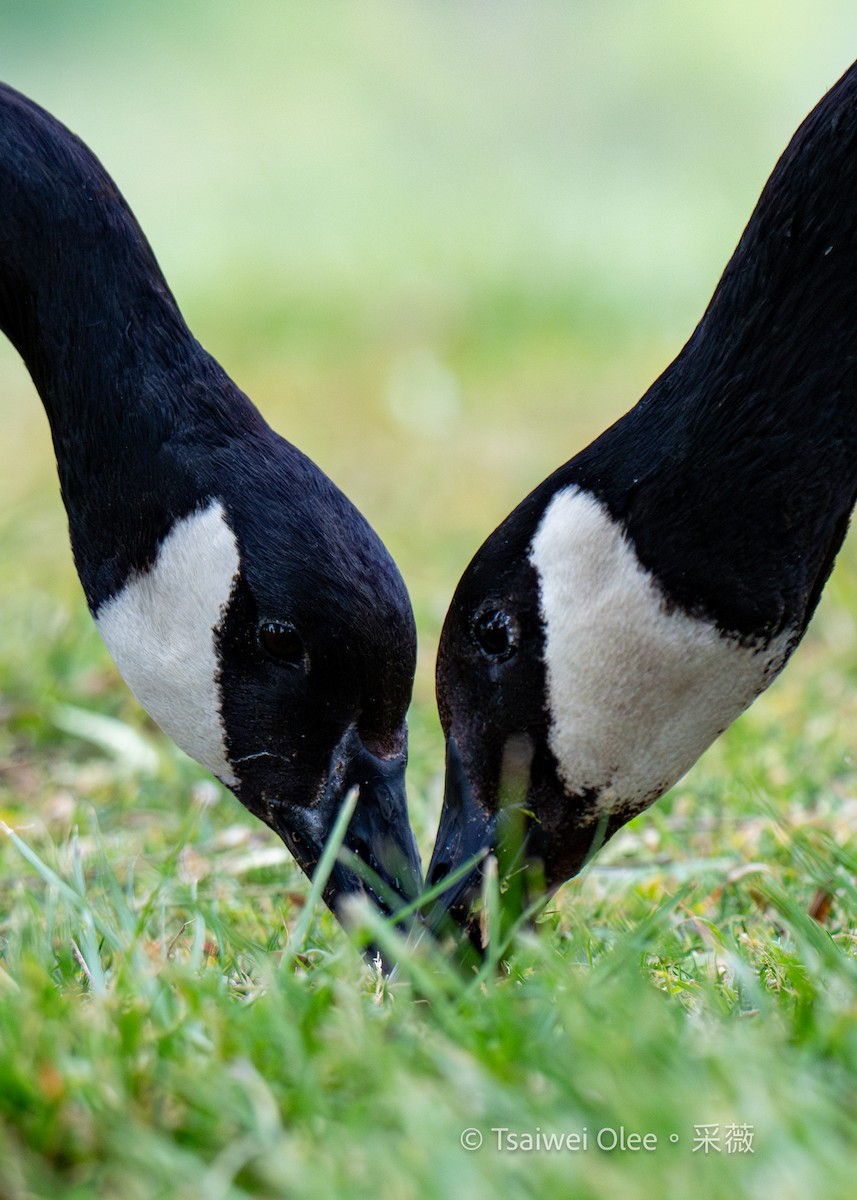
left=3, top=4, right=857, bottom=1197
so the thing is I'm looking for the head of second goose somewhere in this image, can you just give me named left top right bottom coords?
left=427, top=59, right=857, bottom=933
left=0, top=82, right=422, bottom=918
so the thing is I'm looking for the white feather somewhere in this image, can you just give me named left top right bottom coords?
left=95, top=501, right=240, bottom=785
left=529, top=487, right=792, bottom=815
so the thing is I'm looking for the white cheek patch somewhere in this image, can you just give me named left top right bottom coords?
left=529, top=487, right=793, bottom=817
left=95, top=501, right=240, bottom=786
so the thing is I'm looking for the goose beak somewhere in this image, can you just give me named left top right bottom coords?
left=306, top=728, right=423, bottom=920
left=424, top=735, right=496, bottom=936
left=333, top=738, right=424, bottom=917
left=245, top=725, right=423, bottom=927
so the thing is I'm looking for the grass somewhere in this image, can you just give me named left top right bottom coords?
left=4, top=4, right=857, bottom=1197
left=4, top=658, right=857, bottom=1200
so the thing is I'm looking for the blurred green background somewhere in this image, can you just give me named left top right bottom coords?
left=4, top=0, right=857, bottom=831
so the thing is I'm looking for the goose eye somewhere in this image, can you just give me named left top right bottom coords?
left=259, top=620, right=306, bottom=667
left=472, top=609, right=518, bottom=660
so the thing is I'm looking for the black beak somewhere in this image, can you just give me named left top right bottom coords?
left=424, top=735, right=496, bottom=937
left=292, top=728, right=423, bottom=921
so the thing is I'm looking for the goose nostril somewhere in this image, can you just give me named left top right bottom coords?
left=428, top=860, right=451, bottom=887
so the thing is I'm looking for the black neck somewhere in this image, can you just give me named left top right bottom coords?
left=0, top=83, right=264, bottom=607
left=0, top=85, right=195, bottom=418
left=533, top=62, right=857, bottom=638
left=632, top=60, right=857, bottom=471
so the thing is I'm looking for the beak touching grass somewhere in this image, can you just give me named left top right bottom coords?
left=425, top=735, right=495, bottom=938
left=269, top=726, right=423, bottom=927
left=327, top=735, right=424, bottom=919
left=425, top=733, right=543, bottom=952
